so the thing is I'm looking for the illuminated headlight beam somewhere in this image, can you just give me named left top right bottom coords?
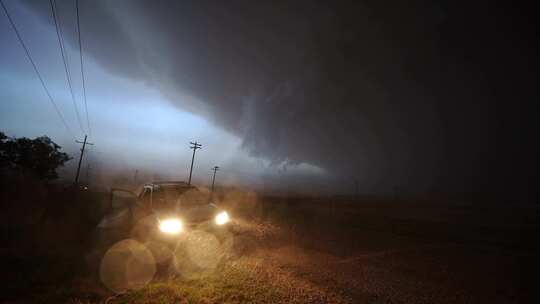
left=215, top=211, right=230, bottom=225
left=159, top=218, right=183, bottom=234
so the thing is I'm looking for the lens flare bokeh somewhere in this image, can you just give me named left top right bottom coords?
left=97, top=189, right=260, bottom=291
left=99, top=239, right=156, bottom=293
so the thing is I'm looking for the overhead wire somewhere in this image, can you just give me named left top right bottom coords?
left=49, top=0, right=85, bottom=136
left=75, top=0, right=91, bottom=138
left=0, top=0, right=75, bottom=140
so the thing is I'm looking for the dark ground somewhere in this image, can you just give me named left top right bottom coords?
left=1, top=184, right=539, bottom=303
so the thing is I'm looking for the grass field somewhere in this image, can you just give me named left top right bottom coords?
left=1, top=189, right=539, bottom=303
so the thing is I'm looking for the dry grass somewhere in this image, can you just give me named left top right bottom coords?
left=105, top=256, right=349, bottom=304
left=3, top=192, right=539, bottom=303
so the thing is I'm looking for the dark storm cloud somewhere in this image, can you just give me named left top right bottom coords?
left=25, top=0, right=538, bottom=196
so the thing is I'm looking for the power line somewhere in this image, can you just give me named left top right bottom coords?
left=211, top=166, right=220, bottom=192
left=188, top=141, right=202, bottom=185
left=0, top=0, right=75, bottom=139
left=74, top=135, right=93, bottom=184
left=76, top=0, right=91, bottom=137
left=49, top=0, right=85, bottom=135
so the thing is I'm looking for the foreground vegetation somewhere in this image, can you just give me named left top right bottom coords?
left=106, top=257, right=347, bottom=304
left=1, top=182, right=538, bottom=303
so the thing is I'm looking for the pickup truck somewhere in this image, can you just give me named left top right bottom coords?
left=98, top=181, right=231, bottom=244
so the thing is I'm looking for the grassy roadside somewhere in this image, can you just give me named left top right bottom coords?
left=4, top=189, right=538, bottom=303
left=89, top=254, right=349, bottom=304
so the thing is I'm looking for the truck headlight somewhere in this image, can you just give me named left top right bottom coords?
left=215, top=211, right=230, bottom=225
left=159, top=218, right=183, bottom=234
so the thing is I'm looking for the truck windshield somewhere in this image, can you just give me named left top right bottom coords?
left=151, top=185, right=209, bottom=210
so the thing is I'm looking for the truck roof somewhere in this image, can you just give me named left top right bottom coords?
left=150, top=181, right=190, bottom=185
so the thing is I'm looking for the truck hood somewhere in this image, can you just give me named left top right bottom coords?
left=156, top=204, right=218, bottom=225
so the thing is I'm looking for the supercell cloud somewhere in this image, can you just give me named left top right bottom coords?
left=23, top=0, right=538, bottom=197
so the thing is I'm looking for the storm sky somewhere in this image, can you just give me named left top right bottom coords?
left=1, top=0, right=537, bottom=197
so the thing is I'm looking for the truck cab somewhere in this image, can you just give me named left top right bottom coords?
left=98, top=181, right=230, bottom=242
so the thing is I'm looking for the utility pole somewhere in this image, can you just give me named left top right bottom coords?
left=74, top=135, right=93, bottom=185
left=85, top=163, right=91, bottom=186
left=187, top=141, right=202, bottom=185
left=211, top=166, right=220, bottom=192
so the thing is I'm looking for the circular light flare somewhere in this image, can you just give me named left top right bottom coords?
left=99, top=239, right=156, bottom=293
left=159, top=218, right=183, bottom=234
left=215, top=211, right=230, bottom=225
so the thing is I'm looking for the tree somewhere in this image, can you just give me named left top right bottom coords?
left=0, top=132, right=71, bottom=180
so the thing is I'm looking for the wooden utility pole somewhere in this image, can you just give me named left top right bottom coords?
left=85, top=163, right=91, bottom=186
left=74, top=135, right=93, bottom=184
left=211, top=166, right=220, bottom=192
left=188, top=141, right=202, bottom=185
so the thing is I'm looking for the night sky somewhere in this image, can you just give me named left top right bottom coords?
left=1, top=0, right=537, bottom=198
